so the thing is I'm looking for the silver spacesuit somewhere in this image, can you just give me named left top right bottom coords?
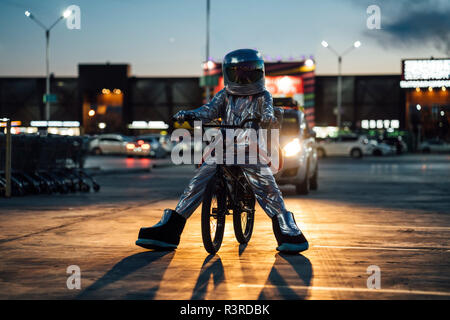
left=136, top=49, right=308, bottom=252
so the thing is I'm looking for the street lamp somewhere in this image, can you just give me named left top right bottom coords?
left=24, top=9, right=72, bottom=121
left=321, top=40, right=361, bottom=129
left=205, top=0, right=211, bottom=102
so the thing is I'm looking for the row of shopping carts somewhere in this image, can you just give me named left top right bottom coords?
left=0, top=134, right=100, bottom=197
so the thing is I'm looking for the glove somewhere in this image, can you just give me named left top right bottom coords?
left=261, top=113, right=278, bottom=127
left=173, top=110, right=195, bottom=122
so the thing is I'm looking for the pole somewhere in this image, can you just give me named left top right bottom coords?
left=337, top=56, right=342, bottom=130
left=45, top=30, right=50, bottom=121
left=5, top=119, right=12, bottom=198
left=205, top=0, right=210, bottom=102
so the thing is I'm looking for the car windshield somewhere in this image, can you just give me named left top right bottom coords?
left=281, top=114, right=300, bottom=135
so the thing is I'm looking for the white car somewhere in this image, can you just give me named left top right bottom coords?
left=89, top=134, right=150, bottom=157
left=317, top=135, right=374, bottom=158
left=419, top=140, right=450, bottom=153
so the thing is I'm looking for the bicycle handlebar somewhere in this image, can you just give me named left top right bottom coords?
left=202, top=117, right=261, bottom=129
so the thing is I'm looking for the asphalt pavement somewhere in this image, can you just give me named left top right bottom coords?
left=0, top=154, right=449, bottom=299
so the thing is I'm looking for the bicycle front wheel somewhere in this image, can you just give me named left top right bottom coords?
left=201, top=177, right=226, bottom=254
left=233, top=192, right=255, bottom=244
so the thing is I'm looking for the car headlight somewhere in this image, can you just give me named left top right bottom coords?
left=283, top=138, right=301, bottom=157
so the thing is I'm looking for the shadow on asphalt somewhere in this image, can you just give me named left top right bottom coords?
left=77, top=248, right=313, bottom=300
left=77, top=251, right=175, bottom=299
left=189, top=249, right=313, bottom=300
left=191, top=255, right=226, bottom=299
left=258, top=253, right=313, bottom=300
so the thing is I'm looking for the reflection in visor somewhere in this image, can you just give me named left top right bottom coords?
left=225, top=61, right=264, bottom=85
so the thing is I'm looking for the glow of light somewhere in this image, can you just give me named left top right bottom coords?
left=391, top=120, right=400, bottom=129
left=321, top=40, right=328, bottom=48
left=369, top=120, right=376, bottom=129
left=98, top=122, right=106, bottom=129
left=283, top=138, right=301, bottom=157
left=400, top=80, right=450, bottom=88
left=441, top=111, right=445, bottom=116
left=428, top=87, right=433, bottom=92
left=102, top=88, right=110, bottom=94
left=377, top=120, right=383, bottom=129
left=403, top=59, right=450, bottom=81
left=442, top=87, right=447, bottom=92
left=277, top=76, right=294, bottom=94
left=141, top=143, right=150, bottom=150
left=361, top=120, right=369, bottom=129
left=207, top=60, right=215, bottom=69
left=416, top=104, right=421, bottom=111
left=63, top=9, right=71, bottom=18
left=354, top=41, right=361, bottom=48
left=61, top=121, right=80, bottom=127
left=415, top=87, right=421, bottom=92
left=25, top=11, right=31, bottom=17
left=113, top=88, right=121, bottom=94
left=88, top=109, right=95, bottom=117
left=126, top=143, right=135, bottom=150
left=304, top=59, right=314, bottom=67
left=383, top=120, right=390, bottom=129
left=312, top=126, right=339, bottom=138
left=203, top=60, right=215, bottom=70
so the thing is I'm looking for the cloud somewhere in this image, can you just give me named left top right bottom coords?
left=360, top=0, right=450, bottom=54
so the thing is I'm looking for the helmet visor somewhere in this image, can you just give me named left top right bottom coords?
left=225, top=60, right=264, bottom=85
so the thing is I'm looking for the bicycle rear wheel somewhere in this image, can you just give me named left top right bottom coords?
left=201, top=177, right=226, bottom=254
left=233, top=190, right=255, bottom=244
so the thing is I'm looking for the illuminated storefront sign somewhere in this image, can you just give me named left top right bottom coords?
left=30, top=121, right=80, bottom=127
left=361, top=119, right=400, bottom=129
left=399, top=80, right=450, bottom=88
left=128, top=121, right=169, bottom=129
left=214, top=75, right=304, bottom=104
left=400, top=59, right=450, bottom=88
left=0, top=121, right=21, bottom=127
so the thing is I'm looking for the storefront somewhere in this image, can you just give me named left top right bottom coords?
left=400, top=58, right=449, bottom=145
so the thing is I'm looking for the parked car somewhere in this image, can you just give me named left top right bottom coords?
left=125, top=139, right=151, bottom=158
left=370, top=139, right=396, bottom=156
left=137, top=135, right=169, bottom=158
left=380, top=136, right=408, bottom=154
left=316, top=134, right=373, bottom=158
left=419, top=139, right=450, bottom=153
left=275, top=108, right=318, bottom=195
left=89, top=134, right=150, bottom=157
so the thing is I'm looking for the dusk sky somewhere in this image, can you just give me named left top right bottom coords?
left=1, top=0, right=448, bottom=77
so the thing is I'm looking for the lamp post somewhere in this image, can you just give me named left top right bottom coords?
left=321, top=40, right=361, bottom=129
left=1, top=118, right=12, bottom=197
left=205, top=0, right=211, bottom=102
left=25, top=9, right=71, bottom=121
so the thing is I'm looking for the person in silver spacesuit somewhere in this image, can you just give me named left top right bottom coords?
left=136, top=49, right=308, bottom=253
